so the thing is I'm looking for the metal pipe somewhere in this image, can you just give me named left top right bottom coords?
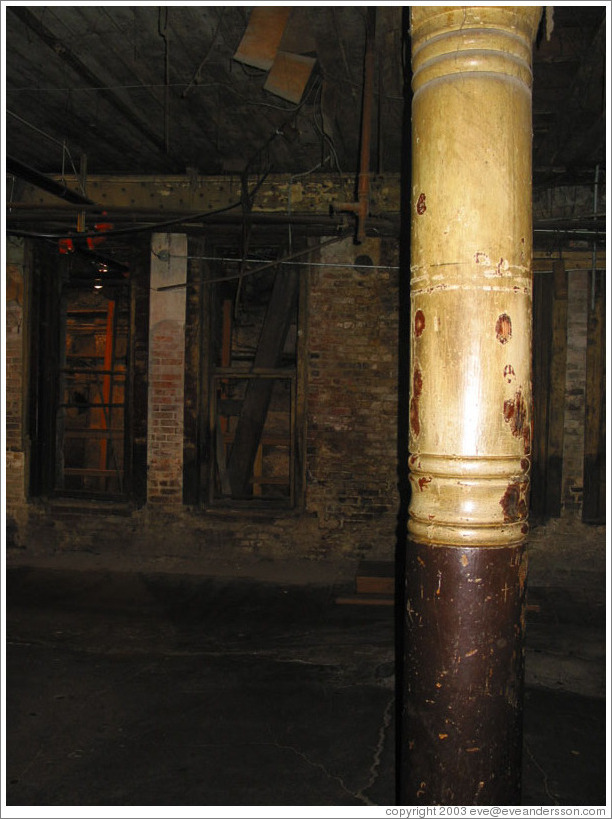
left=7, top=156, right=96, bottom=206
left=332, top=7, right=376, bottom=243
left=403, top=6, right=542, bottom=805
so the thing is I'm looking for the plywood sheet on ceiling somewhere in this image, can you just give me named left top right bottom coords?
left=233, top=7, right=291, bottom=71
left=264, top=52, right=316, bottom=104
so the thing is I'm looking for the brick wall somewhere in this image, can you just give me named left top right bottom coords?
left=305, top=236, right=400, bottom=558
left=147, top=234, right=187, bottom=507
left=9, top=215, right=598, bottom=566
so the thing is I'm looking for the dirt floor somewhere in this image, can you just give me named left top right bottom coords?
left=3, top=514, right=610, bottom=810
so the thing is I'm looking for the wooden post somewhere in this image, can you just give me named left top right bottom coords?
left=582, top=269, right=606, bottom=523
left=545, top=261, right=568, bottom=516
left=403, top=6, right=542, bottom=805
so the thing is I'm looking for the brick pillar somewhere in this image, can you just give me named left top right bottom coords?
left=147, top=233, right=187, bottom=507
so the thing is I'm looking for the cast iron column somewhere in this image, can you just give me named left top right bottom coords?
left=403, top=6, right=542, bottom=805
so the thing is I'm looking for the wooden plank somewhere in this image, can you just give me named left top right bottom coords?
left=227, top=265, right=298, bottom=498
left=233, top=7, right=290, bottom=71
left=335, top=595, right=394, bottom=607
left=264, top=51, right=316, bottom=104
left=356, top=576, right=395, bottom=595
left=582, top=270, right=606, bottom=523
left=545, top=261, right=568, bottom=517
left=355, top=560, right=395, bottom=594
left=357, top=560, right=394, bottom=576
left=64, top=467, right=120, bottom=477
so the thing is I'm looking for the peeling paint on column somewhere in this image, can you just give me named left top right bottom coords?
left=503, top=388, right=528, bottom=445
left=415, top=309, right=426, bottom=337
left=499, top=482, right=528, bottom=522
left=496, top=313, right=512, bottom=344
left=410, top=364, right=423, bottom=437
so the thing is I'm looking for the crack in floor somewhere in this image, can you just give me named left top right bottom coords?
left=524, top=739, right=559, bottom=805
left=355, top=693, right=395, bottom=805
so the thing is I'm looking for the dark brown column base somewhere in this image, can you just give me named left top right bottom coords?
left=401, top=540, right=527, bottom=805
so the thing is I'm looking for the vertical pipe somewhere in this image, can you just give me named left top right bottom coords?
left=403, top=6, right=542, bottom=806
left=333, top=7, right=376, bottom=242
left=355, top=6, right=376, bottom=243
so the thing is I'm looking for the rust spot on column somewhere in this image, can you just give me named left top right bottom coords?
left=503, top=389, right=526, bottom=434
left=415, top=309, right=426, bottom=337
left=499, top=482, right=528, bottom=522
left=418, top=476, right=432, bottom=491
left=496, top=313, right=512, bottom=344
left=410, top=365, right=423, bottom=437
left=503, top=388, right=530, bottom=454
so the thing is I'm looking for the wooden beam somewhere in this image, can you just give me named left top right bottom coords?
left=9, top=173, right=395, bottom=214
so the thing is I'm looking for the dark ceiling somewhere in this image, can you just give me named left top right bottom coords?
left=4, top=5, right=607, bottom=182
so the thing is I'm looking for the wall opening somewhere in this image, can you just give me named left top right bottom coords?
left=184, top=237, right=307, bottom=510
left=57, top=282, right=129, bottom=497
left=28, top=240, right=149, bottom=504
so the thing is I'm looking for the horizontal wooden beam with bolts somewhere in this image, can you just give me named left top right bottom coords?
left=8, top=173, right=401, bottom=216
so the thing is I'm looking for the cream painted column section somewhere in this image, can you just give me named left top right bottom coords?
left=403, top=7, right=543, bottom=806
left=408, top=6, right=542, bottom=547
left=148, top=233, right=187, bottom=506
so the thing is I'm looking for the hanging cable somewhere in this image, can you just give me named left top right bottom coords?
left=182, top=9, right=226, bottom=98
left=154, top=231, right=351, bottom=290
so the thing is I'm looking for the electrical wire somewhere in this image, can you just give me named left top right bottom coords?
left=182, top=8, right=226, bottom=98
left=6, top=110, right=85, bottom=193
left=154, top=231, right=352, bottom=290
left=312, top=81, right=342, bottom=175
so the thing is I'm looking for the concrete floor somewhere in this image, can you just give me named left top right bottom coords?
left=3, top=517, right=609, bottom=809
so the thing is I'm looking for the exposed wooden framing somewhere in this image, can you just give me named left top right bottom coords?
left=98, top=301, right=116, bottom=485
left=10, top=7, right=181, bottom=170
left=531, top=263, right=569, bottom=520
left=128, top=241, right=151, bottom=506
left=535, top=17, right=606, bottom=167
left=533, top=252, right=607, bottom=271
left=582, top=269, right=606, bottom=523
left=226, top=264, right=299, bottom=498
left=545, top=261, right=568, bottom=517
left=26, top=243, right=61, bottom=495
